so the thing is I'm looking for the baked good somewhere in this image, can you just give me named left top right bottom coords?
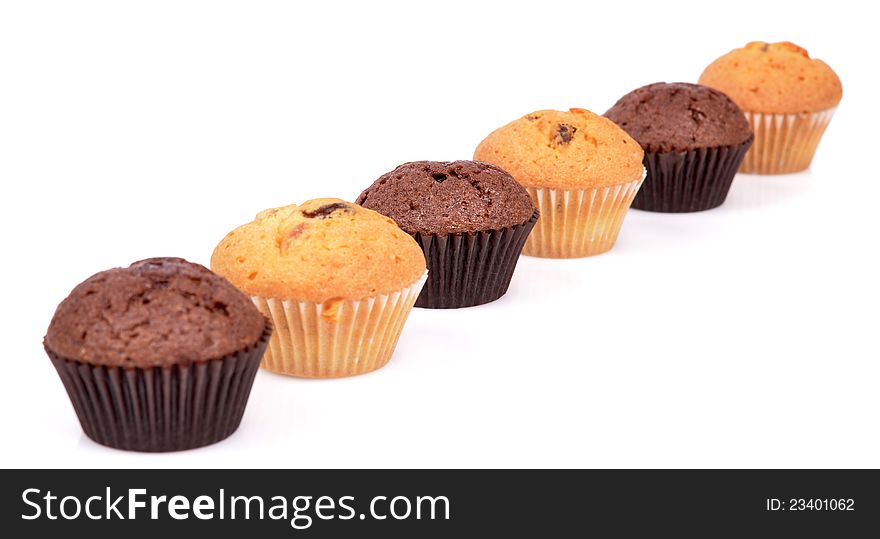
left=211, top=198, right=427, bottom=377
left=43, top=257, right=271, bottom=452
left=605, top=82, right=753, bottom=212
left=699, top=41, right=842, bottom=174
left=474, top=108, right=645, bottom=258
left=356, top=160, right=538, bottom=308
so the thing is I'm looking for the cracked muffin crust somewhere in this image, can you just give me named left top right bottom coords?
left=356, top=160, right=536, bottom=236
left=211, top=198, right=426, bottom=303
left=604, top=82, right=752, bottom=153
left=699, top=41, right=842, bottom=114
left=44, top=257, right=266, bottom=367
left=473, top=108, right=644, bottom=189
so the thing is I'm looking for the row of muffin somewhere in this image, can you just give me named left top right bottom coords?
left=43, top=41, right=842, bottom=452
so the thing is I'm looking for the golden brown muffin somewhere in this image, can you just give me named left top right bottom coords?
left=473, top=108, right=644, bottom=189
left=211, top=198, right=426, bottom=304
left=474, top=108, right=645, bottom=258
left=211, top=198, right=427, bottom=378
left=699, top=41, right=841, bottom=174
left=699, top=41, right=842, bottom=114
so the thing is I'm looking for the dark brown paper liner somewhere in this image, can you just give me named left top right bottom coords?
left=44, top=323, right=271, bottom=452
left=633, top=138, right=753, bottom=213
left=413, top=211, right=538, bottom=309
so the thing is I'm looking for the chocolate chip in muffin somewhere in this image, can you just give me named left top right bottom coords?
left=553, top=123, right=577, bottom=145
left=302, top=202, right=351, bottom=219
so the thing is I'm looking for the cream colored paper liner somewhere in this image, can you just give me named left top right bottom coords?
left=522, top=169, right=645, bottom=258
left=740, top=107, right=836, bottom=174
left=251, top=272, right=427, bottom=378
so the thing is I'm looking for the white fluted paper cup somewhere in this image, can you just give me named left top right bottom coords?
left=522, top=168, right=645, bottom=258
left=740, top=107, right=836, bottom=174
left=250, top=272, right=427, bottom=378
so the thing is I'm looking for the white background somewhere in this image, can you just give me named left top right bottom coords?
left=1, top=1, right=877, bottom=468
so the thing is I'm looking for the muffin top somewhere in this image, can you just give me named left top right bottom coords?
left=699, top=41, right=842, bottom=114
left=604, top=82, right=753, bottom=153
left=355, top=160, right=536, bottom=236
left=211, top=198, right=426, bottom=303
left=473, top=108, right=644, bottom=189
left=44, top=257, right=267, bottom=368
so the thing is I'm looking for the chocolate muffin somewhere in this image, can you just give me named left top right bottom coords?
left=357, top=161, right=538, bottom=308
left=605, top=82, right=753, bottom=212
left=44, top=257, right=271, bottom=452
